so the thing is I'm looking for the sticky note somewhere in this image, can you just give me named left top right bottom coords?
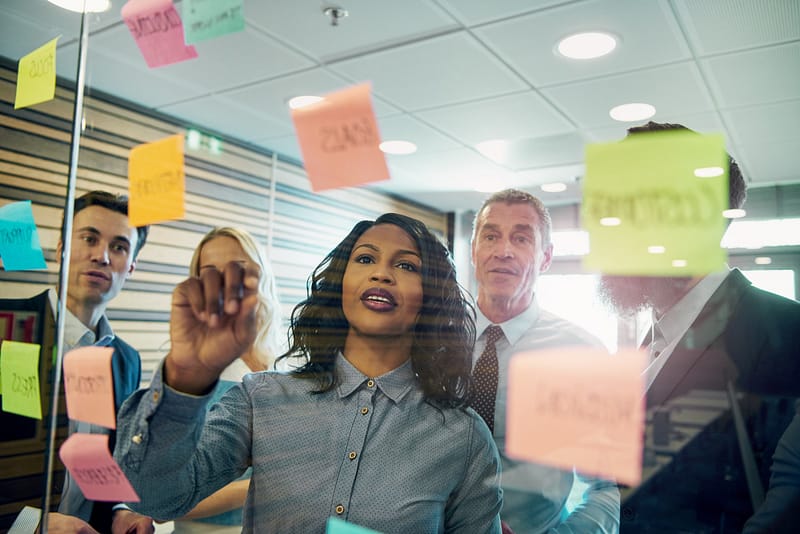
left=122, top=0, right=198, bottom=68
left=128, top=134, right=186, bottom=226
left=326, top=517, right=382, bottom=534
left=291, top=83, right=390, bottom=192
left=59, top=433, right=140, bottom=502
left=8, top=506, right=41, bottom=534
left=506, top=347, right=646, bottom=486
left=582, top=130, right=728, bottom=275
left=0, top=200, right=48, bottom=271
left=183, top=0, right=244, bottom=44
left=63, top=347, right=116, bottom=429
left=1, top=340, right=42, bottom=419
left=14, top=37, right=58, bottom=109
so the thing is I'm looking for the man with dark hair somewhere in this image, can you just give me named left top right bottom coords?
left=46, top=191, right=154, bottom=533
left=470, top=188, right=620, bottom=533
left=599, top=122, right=800, bottom=532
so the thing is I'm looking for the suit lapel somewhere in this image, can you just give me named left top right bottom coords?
left=647, top=270, right=751, bottom=407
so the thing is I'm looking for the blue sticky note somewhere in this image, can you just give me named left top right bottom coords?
left=0, top=201, right=47, bottom=271
left=326, top=517, right=382, bottom=534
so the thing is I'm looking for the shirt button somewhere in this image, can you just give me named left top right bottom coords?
left=152, top=390, right=160, bottom=402
left=131, top=434, right=143, bottom=444
left=366, top=379, right=375, bottom=388
left=348, top=451, right=357, bottom=460
left=360, top=407, right=369, bottom=415
left=335, top=505, right=345, bottom=515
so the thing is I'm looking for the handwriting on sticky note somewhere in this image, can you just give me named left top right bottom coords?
left=14, top=37, right=58, bottom=109
left=582, top=130, right=728, bottom=276
left=64, top=347, right=116, bottom=429
left=291, top=83, right=390, bottom=192
left=0, top=200, right=48, bottom=271
left=326, top=516, right=382, bottom=534
left=183, top=0, right=244, bottom=44
left=506, top=347, right=646, bottom=486
left=59, top=433, right=140, bottom=502
left=128, top=134, right=186, bottom=226
left=1, top=340, right=42, bottom=419
left=122, top=0, right=198, bottom=68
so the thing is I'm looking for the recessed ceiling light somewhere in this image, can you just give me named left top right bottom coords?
left=600, top=217, right=621, bottom=226
left=722, top=208, right=746, bottom=219
left=48, top=0, right=110, bottom=12
left=609, top=103, right=656, bottom=122
left=672, top=259, right=688, bottom=268
left=647, top=245, right=666, bottom=254
left=694, top=166, right=724, bottom=178
left=288, top=95, right=323, bottom=109
left=475, top=139, right=509, bottom=163
left=540, top=182, right=567, bottom=193
left=557, top=32, right=617, bottom=60
left=379, top=140, right=417, bottom=155
left=754, top=256, right=772, bottom=265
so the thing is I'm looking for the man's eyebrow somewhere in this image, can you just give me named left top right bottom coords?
left=75, top=226, right=132, bottom=246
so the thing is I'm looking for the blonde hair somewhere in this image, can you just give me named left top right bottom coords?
left=189, top=227, right=284, bottom=369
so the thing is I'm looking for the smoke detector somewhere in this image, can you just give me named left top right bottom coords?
left=323, top=5, right=349, bottom=26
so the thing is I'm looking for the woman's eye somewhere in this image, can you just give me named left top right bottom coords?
left=397, top=262, right=418, bottom=272
left=355, top=255, right=374, bottom=264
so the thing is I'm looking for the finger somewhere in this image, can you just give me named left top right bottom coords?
left=200, top=268, right=223, bottom=327
left=176, top=277, right=207, bottom=321
left=223, top=261, right=246, bottom=315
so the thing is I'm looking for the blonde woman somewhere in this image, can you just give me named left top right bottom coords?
left=172, top=227, right=283, bottom=533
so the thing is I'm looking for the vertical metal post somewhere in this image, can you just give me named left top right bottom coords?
left=267, top=152, right=278, bottom=256
left=40, top=5, right=90, bottom=532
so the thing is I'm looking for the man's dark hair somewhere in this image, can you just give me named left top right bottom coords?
left=63, top=190, right=150, bottom=259
left=627, top=121, right=746, bottom=210
left=278, top=213, right=476, bottom=409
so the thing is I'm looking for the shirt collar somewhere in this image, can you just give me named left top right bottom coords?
left=655, top=270, right=729, bottom=345
left=336, top=352, right=415, bottom=403
left=51, top=289, right=116, bottom=350
left=476, top=296, right=541, bottom=345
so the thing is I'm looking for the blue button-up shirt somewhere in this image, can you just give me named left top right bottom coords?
left=116, top=354, right=502, bottom=533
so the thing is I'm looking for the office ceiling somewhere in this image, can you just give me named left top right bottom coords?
left=1, top=0, right=799, bottom=212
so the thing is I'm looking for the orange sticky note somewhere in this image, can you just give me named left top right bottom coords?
left=15, top=37, right=58, bottom=109
left=291, top=83, right=390, bottom=191
left=506, top=347, right=646, bottom=486
left=128, top=134, right=186, bottom=226
left=63, top=347, right=116, bottom=429
left=122, top=0, right=198, bottom=68
left=59, top=433, right=140, bottom=502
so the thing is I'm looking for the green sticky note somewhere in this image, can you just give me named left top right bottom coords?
left=582, top=130, right=728, bottom=276
left=183, top=0, right=244, bottom=44
left=1, top=340, right=42, bottom=419
left=15, top=37, right=58, bottom=109
left=326, top=517, right=382, bottom=534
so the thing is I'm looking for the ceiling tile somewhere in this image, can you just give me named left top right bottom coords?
left=584, top=111, right=729, bottom=143
left=224, top=68, right=401, bottom=131
left=737, top=137, right=800, bottom=184
left=245, top=0, right=458, bottom=62
left=474, top=0, right=690, bottom=87
left=486, top=132, right=586, bottom=170
left=387, top=147, right=514, bottom=191
left=415, top=91, right=573, bottom=145
left=723, top=100, right=800, bottom=147
left=331, top=32, right=527, bottom=111
left=160, top=96, right=292, bottom=142
left=435, top=0, right=568, bottom=26
left=673, top=0, right=800, bottom=55
left=376, top=114, right=460, bottom=154
left=702, top=42, right=800, bottom=108
left=542, top=62, right=715, bottom=128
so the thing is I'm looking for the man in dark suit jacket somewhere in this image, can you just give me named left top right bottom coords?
left=599, top=122, right=800, bottom=532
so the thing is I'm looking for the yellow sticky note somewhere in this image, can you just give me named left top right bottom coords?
left=128, top=134, right=186, bottom=226
left=582, top=130, right=728, bottom=275
left=1, top=340, right=42, bottom=419
left=15, top=37, right=59, bottom=110
left=506, top=347, right=647, bottom=486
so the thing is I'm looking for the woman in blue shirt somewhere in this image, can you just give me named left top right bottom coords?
left=115, top=213, right=503, bottom=533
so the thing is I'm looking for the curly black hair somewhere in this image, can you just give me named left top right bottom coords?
left=278, top=213, right=475, bottom=408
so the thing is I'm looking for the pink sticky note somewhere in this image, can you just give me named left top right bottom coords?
left=59, top=433, right=140, bottom=502
left=506, top=347, right=646, bottom=486
left=291, top=83, right=390, bottom=192
left=63, top=347, right=116, bottom=429
left=122, top=0, right=198, bottom=68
